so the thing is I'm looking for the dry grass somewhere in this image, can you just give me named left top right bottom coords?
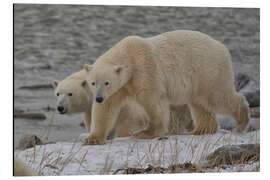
left=15, top=131, right=259, bottom=175
left=114, top=162, right=203, bottom=174
left=17, top=138, right=90, bottom=175
left=15, top=110, right=90, bottom=175
left=15, top=108, right=260, bottom=175
left=112, top=130, right=260, bottom=175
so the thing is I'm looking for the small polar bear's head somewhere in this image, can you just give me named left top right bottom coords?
left=84, top=64, right=131, bottom=104
left=52, top=72, right=92, bottom=114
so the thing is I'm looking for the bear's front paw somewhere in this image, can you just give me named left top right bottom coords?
left=82, top=135, right=105, bottom=145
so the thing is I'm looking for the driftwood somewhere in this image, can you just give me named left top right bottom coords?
left=14, top=112, right=46, bottom=120
left=19, top=84, right=53, bottom=90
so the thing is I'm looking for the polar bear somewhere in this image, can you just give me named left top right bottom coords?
left=52, top=70, right=193, bottom=138
left=14, top=158, right=38, bottom=176
left=52, top=70, right=94, bottom=132
left=52, top=70, right=146, bottom=137
left=83, top=30, right=250, bottom=145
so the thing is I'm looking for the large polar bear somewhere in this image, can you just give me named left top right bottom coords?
left=83, top=30, right=250, bottom=145
left=52, top=70, right=193, bottom=138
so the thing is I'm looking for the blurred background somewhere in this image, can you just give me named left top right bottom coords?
left=14, top=4, right=260, bottom=148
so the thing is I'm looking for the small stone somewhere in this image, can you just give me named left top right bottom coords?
left=235, top=73, right=250, bottom=91
left=205, top=144, right=260, bottom=167
left=79, top=121, right=85, bottom=127
left=243, top=90, right=260, bottom=107
left=18, top=134, right=43, bottom=150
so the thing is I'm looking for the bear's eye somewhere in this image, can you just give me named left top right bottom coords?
left=104, top=81, right=110, bottom=86
left=68, top=93, right=72, bottom=96
left=91, top=82, right=96, bottom=86
left=56, top=93, right=59, bottom=96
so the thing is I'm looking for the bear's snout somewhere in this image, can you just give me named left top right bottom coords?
left=96, top=96, right=104, bottom=103
left=57, top=106, right=65, bottom=113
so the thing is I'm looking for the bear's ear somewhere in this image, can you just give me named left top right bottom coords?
left=52, top=80, right=59, bottom=89
left=84, top=64, right=93, bottom=72
left=81, top=80, right=87, bottom=88
left=114, top=65, right=125, bottom=74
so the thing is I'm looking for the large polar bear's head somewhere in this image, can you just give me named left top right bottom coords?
left=52, top=71, right=92, bottom=114
left=84, top=63, right=131, bottom=104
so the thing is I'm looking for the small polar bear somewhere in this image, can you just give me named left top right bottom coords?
left=52, top=70, right=146, bottom=137
left=52, top=70, right=193, bottom=138
left=14, top=158, right=38, bottom=176
left=52, top=70, right=94, bottom=133
left=83, top=30, right=250, bottom=145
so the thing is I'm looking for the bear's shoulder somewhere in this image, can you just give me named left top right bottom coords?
left=120, top=35, right=148, bottom=47
left=66, top=70, right=86, bottom=81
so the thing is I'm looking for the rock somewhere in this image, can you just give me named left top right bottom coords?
left=19, top=84, right=53, bottom=90
left=14, top=112, right=46, bottom=120
left=235, top=73, right=250, bottom=91
left=205, top=144, right=259, bottom=167
left=79, top=121, right=85, bottom=128
left=18, top=134, right=43, bottom=150
left=243, top=90, right=260, bottom=107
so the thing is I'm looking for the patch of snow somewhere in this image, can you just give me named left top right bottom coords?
left=15, top=130, right=260, bottom=175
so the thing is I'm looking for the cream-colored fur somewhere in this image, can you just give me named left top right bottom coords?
left=52, top=70, right=147, bottom=136
left=14, top=158, right=38, bottom=176
left=53, top=70, right=93, bottom=132
left=84, top=30, right=249, bottom=145
left=53, top=70, right=193, bottom=138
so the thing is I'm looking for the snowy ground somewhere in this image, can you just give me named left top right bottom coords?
left=15, top=130, right=259, bottom=175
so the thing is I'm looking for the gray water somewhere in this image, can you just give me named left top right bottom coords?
left=14, top=4, right=260, bottom=148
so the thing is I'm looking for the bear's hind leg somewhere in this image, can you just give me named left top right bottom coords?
left=230, top=93, right=250, bottom=132
left=214, top=91, right=250, bottom=133
left=189, top=103, right=218, bottom=135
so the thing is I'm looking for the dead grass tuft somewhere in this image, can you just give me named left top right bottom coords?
left=114, top=162, right=203, bottom=174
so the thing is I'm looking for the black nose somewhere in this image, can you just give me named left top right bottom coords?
left=57, top=106, right=64, bottom=112
left=96, top=97, right=104, bottom=103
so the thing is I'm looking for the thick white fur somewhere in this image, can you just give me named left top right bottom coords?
left=53, top=70, right=93, bottom=132
left=53, top=70, right=147, bottom=136
left=14, top=158, right=38, bottom=176
left=84, top=30, right=250, bottom=145
left=53, top=70, right=193, bottom=138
